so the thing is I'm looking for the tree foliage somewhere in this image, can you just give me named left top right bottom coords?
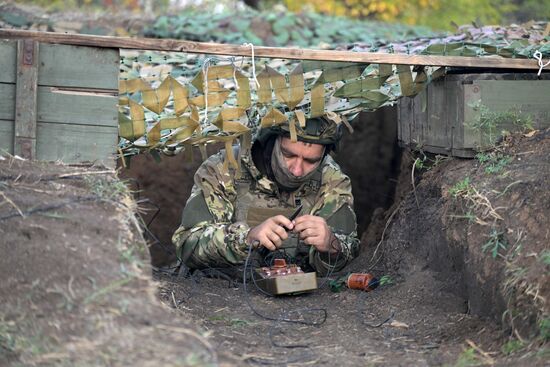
left=17, top=0, right=170, bottom=12
left=283, top=0, right=542, bottom=30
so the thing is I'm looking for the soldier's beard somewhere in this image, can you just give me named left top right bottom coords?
left=270, top=137, right=324, bottom=191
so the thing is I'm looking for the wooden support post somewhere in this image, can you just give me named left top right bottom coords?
left=14, top=39, right=38, bottom=159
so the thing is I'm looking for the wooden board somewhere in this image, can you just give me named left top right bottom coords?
left=462, top=84, right=484, bottom=149
left=476, top=80, right=550, bottom=125
left=0, top=29, right=542, bottom=70
left=37, top=86, right=118, bottom=127
left=14, top=40, right=39, bottom=159
left=397, top=96, right=412, bottom=145
left=0, top=83, right=15, bottom=121
left=0, top=83, right=118, bottom=127
left=426, top=78, right=449, bottom=149
left=399, top=73, right=550, bottom=157
left=38, top=43, right=119, bottom=90
left=0, top=119, right=14, bottom=154
left=0, top=40, right=17, bottom=84
left=36, top=122, right=118, bottom=167
left=0, top=39, right=119, bottom=165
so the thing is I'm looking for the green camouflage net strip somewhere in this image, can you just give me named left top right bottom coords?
left=351, top=21, right=550, bottom=58
left=118, top=51, right=444, bottom=159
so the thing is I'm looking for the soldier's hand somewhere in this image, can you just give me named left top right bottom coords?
left=246, top=215, right=294, bottom=251
left=293, top=215, right=340, bottom=253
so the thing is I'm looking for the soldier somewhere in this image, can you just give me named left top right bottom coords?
left=172, top=115, right=359, bottom=275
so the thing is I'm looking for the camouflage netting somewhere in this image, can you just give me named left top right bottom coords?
left=118, top=20, right=549, bottom=158
left=2, top=3, right=547, bottom=158
left=118, top=54, right=445, bottom=160
left=351, top=21, right=550, bottom=58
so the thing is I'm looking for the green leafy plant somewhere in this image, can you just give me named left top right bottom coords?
left=448, top=211, right=477, bottom=223
left=207, top=315, right=251, bottom=327
left=451, top=347, right=484, bottom=367
left=449, top=177, right=473, bottom=198
left=379, top=275, right=393, bottom=286
left=414, top=156, right=427, bottom=170
left=485, top=155, right=512, bottom=174
left=475, top=152, right=492, bottom=163
left=482, top=228, right=508, bottom=258
left=539, top=318, right=550, bottom=342
left=501, top=339, right=524, bottom=355
left=536, top=347, right=550, bottom=359
left=540, top=250, right=550, bottom=266
left=475, top=152, right=512, bottom=174
left=0, top=320, right=17, bottom=354
left=85, top=176, right=129, bottom=202
left=229, top=318, right=251, bottom=327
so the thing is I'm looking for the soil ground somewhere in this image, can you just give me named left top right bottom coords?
left=0, top=158, right=214, bottom=366
left=149, top=129, right=549, bottom=366
left=3, top=129, right=548, bottom=366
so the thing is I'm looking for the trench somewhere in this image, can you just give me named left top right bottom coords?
left=116, top=108, right=538, bottom=364
left=119, top=107, right=403, bottom=268
left=119, top=106, right=476, bottom=316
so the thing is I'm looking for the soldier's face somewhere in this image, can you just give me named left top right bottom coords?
left=279, top=137, right=325, bottom=177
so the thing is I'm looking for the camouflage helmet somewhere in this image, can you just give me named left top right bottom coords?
left=255, top=114, right=344, bottom=148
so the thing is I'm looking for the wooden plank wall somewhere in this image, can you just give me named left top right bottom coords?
left=398, top=73, right=550, bottom=157
left=0, top=40, right=119, bottom=167
left=0, top=41, right=16, bottom=154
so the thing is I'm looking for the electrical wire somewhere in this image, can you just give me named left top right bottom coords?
left=242, top=242, right=327, bottom=326
left=0, top=195, right=98, bottom=221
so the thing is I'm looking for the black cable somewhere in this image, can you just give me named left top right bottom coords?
left=316, top=235, right=343, bottom=289
left=132, top=198, right=176, bottom=257
left=245, top=350, right=316, bottom=366
left=355, top=281, right=395, bottom=328
left=242, top=243, right=327, bottom=326
left=136, top=198, right=161, bottom=228
left=0, top=196, right=98, bottom=221
left=267, top=325, right=309, bottom=349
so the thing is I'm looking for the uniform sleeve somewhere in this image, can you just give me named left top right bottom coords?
left=309, top=158, right=360, bottom=275
left=172, top=153, right=250, bottom=269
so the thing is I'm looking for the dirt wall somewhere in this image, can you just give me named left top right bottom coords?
left=359, top=129, right=550, bottom=340
left=0, top=159, right=213, bottom=366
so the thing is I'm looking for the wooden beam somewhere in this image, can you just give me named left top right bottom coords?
left=0, top=28, right=542, bottom=70
left=14, top=39, right=38, bottom=159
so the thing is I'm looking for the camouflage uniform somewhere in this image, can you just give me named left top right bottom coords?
left=172, top=148, right=359, bottom=275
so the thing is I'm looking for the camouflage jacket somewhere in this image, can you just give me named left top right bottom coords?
left=172, top=149, right=359, bottom=275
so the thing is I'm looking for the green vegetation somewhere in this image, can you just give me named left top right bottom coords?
left=145, top=8, right=434, bottom=48
left=84, top=176, right=129, bottom=202
left=450, top=347, right=487, bottom=367
left=540, top=318, right=550, bottom=342
left=449, top=177, right=473, bottom=198
left=413, top=152, right=449, bottom=171
left=448, top=211, right=477, bottom=223
left=207, top=315, right=253, bottom=327
left=540, top=250, right=550, bottom=266
left=281, top=0, right=543, bottom=31
left=16, top=0, right=171, bottom=12
left=482, top=228, right=508, bottom=258
left=0, top=318, right=52, bottom=361
left=379, top=275, right=393, bottom=286
left=469, top=101, right=534, bottom=146
left=501, top=339, right=524, bottom=355
left=475, top=152, right=513, bottom=174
